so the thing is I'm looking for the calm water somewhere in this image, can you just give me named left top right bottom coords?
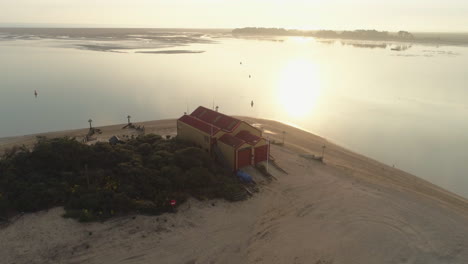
left=1, top=29, right=467, bottom=197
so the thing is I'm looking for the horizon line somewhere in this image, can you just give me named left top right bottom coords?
left=1, top=24, right=468, bottom=34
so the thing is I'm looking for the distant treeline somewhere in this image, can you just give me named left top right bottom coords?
left=315, top=29, right=414, bottom=40
left=232, top=27, right=298, bottom=36
left=232, top=27, right=414, bottom=41
left=0, top=135, right=246, bottom=222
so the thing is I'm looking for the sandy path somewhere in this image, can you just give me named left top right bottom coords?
left=1, top=118, right=468, bottom=264
left=0, top=119, right=177, bottom=152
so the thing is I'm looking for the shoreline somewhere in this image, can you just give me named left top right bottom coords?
left=2, top=27, right=468, bottom=49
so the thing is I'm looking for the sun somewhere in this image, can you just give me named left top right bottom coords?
left=276, top=59, right=322, bottom=117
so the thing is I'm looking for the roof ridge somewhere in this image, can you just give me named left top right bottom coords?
left=194, top=106, right=241, bottom=122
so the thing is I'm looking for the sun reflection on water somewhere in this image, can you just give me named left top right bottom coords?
left=276, top=59, right=322, bottom=118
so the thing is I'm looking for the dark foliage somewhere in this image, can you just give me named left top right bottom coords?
left=0, top=135, right=245, bottom=222
left=232, top=27, right=414, bottom=41
left=232, top=27, right=291, bottom=36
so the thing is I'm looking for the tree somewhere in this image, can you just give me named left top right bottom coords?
left=397, top=31, right=414, bottom=39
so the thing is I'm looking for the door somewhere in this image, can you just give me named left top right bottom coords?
left=237, top=147, right=252, bottom=170
left=254, top=145, right=268, bottom=164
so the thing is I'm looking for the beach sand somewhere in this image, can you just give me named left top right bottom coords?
left=1, top=118, right=468, bottom=264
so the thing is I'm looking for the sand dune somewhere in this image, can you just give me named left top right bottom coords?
left=1, top=118, right=468, bottom=264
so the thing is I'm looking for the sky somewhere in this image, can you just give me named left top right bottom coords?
left=1, top=0, right=467, bottom=32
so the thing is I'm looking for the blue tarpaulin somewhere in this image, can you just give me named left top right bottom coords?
left=236, top=170, right=253, bottom=183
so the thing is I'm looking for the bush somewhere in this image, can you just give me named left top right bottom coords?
left=174, top=147, right=212, bottom=170
left=0, top=134, right=246, bottom=221
left=0, top=195, right=8, bottom=218
left=134, top=200, right=161, bottom=215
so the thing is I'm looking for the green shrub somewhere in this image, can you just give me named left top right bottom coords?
left=78, top=209, right=96, bottom=222
left=134, top=200, right=162, bottom=215
left=0, top=134, right=246, bottom=222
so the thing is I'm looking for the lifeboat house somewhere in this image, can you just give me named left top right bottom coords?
left=177, top=106, right=269, bottom=171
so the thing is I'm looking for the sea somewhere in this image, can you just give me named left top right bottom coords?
left=1, top=28, right=467, bottom=197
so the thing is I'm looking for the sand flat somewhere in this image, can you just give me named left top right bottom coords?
left=1, top=118, right=468, bottom=264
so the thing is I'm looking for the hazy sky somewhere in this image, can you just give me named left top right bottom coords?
left=1, top=0, right=467, bottom=31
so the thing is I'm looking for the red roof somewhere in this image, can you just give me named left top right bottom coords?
left=235, top=130, right=261, bottom=145
left=219, top=133, right=245, bottom=149
left=191, top=106, right=240, bottom=132
left=178, top=115, right=220, bottom=135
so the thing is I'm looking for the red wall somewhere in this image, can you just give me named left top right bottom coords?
left=254, top=144, right=269, bottom=164
left=237, top=148, right=252, bottom=170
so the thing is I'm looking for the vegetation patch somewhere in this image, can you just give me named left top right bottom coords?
left=0, top=135, right=246, bottom=222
